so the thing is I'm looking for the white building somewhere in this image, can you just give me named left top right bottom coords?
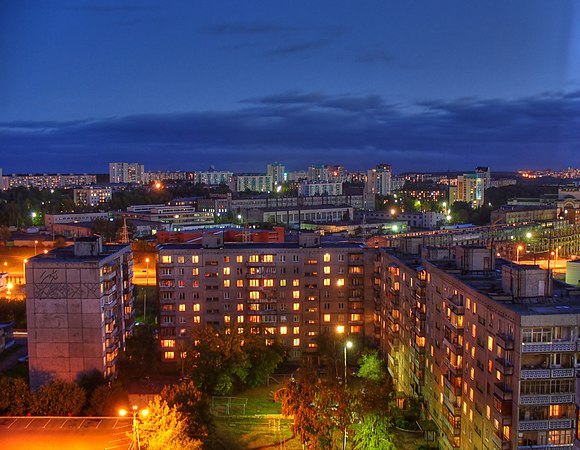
left=193, top=171, right=233, bottom=186
left=298, top=182, right=343, bottom=197
left=109, top=162, right=145, bottom=184
left=366, top=164, right=392, bottom=196
left=449, top=166, right=491, bottom=208
left=232, top=174, right=273, bottom=193
left=267, top=163, right=285, bottom=185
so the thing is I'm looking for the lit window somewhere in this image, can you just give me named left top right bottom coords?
left=350, top=313, right=361, bottom=321
left=193, top=316, right=200, bottom=323
left=249, top=255, right=259, bottom=262
left=192, top=268, right=199, bottom=276
left=280, top=279, right=287, bottom=287
left=323, top=314, right=331, bottom=323
left=293, top=303, right=300, bottom=311
left=262, top=255, right=274, bottom=262
left=164, top=351, right=175, bottom=360
left=280, top=326, right=288, bottom=335
left=473, top=302, right=477, bottom=314
left=293, top=326, right=300, bottom=334
left=488, top=336, right=494, bottom=351
left=250, top=291, right=260, bottom=300
left=161, top=256, right=172, bottom=264
left=192, top=256, right=199, bottom=264
left=250, top=279, right=259, bottom=287
left=336, top=325, right=345, bottom=334
left=178, top=304, right=186, bottom=312
left=223, top=267, right=230, bottom=275
left=193, top=304, right=200, bottom=311
left=264, top=279, right=274, bottom=287
left=323, top=253, right=330, bottom=262
left=470, top=367, right=474, bottom=380
left=337, top=278, right=345, bottom=287
left=293, top=279, right=300, bottom=287
left=472, top=324, right=477, bottom=338
left=237, top=303, right=244, bottom=311
left=237, top=280, right=244, bottom=287
left=224, top=315, right=231, bottom=323
left=486, top=405, right=491, bottom=419
left=293, top=291, right=300, bottom=299
left=193, top=280, right=199, bottom=288
left=237, top=316, right=244, bottom=323
left=177, top=256, right=185, bottom=264
left=323, top=279, right=331, bottom=286
left=324, top=266, right=331, bottom=274
left=350, top=325, right=361, bottom=333
left=161, top=339, right=175, bottom=348
left=236, top=255, right=243, bottom=263
left=224, top=280, right=230, bottom=288
left=293, top=338, right=300, bottom=347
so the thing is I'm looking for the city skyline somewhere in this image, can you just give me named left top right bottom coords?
left=1, top=1, right=579, bottom=173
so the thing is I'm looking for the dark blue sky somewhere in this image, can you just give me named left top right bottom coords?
left=1, top=1, right=579, bottom=173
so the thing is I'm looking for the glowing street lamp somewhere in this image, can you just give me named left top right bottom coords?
left=516, top=245, right=523, bottom=263
left=34, top=240, right=38, bottom=255
left=119, top=405, right=149, bottom=450
left=344, top=341, right=353, bottom=386
left=23, top=259, right=28, bottom=284
left=144, top=257, right=150, bottom=322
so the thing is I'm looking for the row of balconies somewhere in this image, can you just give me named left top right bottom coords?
left=517, top=418, right=574, bottom=432
left=519, top=393, right=575, bottom=406
left=521, top=341, right=578, bottom=353
left=520, top=368, right=576, bottom=379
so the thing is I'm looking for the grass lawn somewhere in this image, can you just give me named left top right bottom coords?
left=205, top=381, right=428, bottom=450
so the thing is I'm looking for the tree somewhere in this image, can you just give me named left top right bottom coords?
left=353, top=413, right=396, bottom=450
left=118, top=325, right=160, bottom=382
left=137, top=397, right=202, bottom=450
left=87, top=383, right=128, bottom=416
left=186, top=324, right=284, bottom=394
left=0, top=225, right=11, bottom=245
left=32, top=381, right=86, bottom=416
left=357, top=350, right=386, bottom=382
left=160, top=381, right=211, bottom=440
left=275, top=366, right=351, bottom=449
left=0, top=377, right=33, bottom=415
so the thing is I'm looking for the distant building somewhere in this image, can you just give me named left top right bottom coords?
left=2, top=173, right=96, bottom=190
left=248, top=205, right=354, bottom=226
left=490, top=205, right=557, bottom=224
left=73, top=186, right=113, bottom=207
left=231, top=174, right=273, bottom=193
left=26, top=237, right=134, bottom=389
left=557, top=187, right=580, bottom=225
left=109, top=162, right=145, bottom=184
left=124, top=204, right=214, bottom=231
left=143, top=171, right=189, bottom=183
left=193, top=170, right=232, bottom=186
left=366, top=164, right=392, bottom=196
left=45, top=212, right=110, bottom=233
left=298, top=182, right=343, bottom=197
left=267, top=163, right=285, bottom=185
left=449, top=166, right=491, bottom=207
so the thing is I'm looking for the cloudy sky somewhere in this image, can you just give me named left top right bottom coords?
left=1, top=1, right=579, bottom=174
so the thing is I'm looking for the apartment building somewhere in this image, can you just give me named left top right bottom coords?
left=2, top=173, right=96, bottom=190
left=109, top=162, right=144, bottom=184
left=381, top=242, right=580, bottom=449
left=26, top=237, right=134, bottom=389
left=73, top=186, right=113, bottom=207
left=156, top=233, right=374, bottom=362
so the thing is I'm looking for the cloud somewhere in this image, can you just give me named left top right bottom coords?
left=1, top=90, right=579, bottom=173
left=264, top=38, right=332, bottom=56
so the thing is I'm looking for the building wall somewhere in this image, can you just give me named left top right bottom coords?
left=26, top=241, right=134, bottom=389
left=156, top=238, right=374, bottom=362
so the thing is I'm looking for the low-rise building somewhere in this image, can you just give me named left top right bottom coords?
left=73, top=186, right=113, bottom=207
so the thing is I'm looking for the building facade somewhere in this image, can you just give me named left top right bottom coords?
left=2, top=173, right=96, bottom=190
left=73, top=186, right=113, bottom=207
left=109, top=162, right=145, bottom=184
left=379, top=243, right=580, bottom=450
left=156, top=233, right=374, bottom=363
left=26, top=237, right=135, bottom=389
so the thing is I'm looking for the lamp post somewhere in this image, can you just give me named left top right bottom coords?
left=516, top=245, right=523, bottom=263
left=344, top=341, right=353, bottom=386
left=34, top=240, right=38, bottom=255
left=119, top=405, right=149, bottom=450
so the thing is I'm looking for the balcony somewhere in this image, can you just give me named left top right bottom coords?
left=522, top=341, right=576, bottom=353
left=494, top=383, right=513, bottom=401
left=491, top=431, right=511, bottom=450
left=495, top=357, right=514, bottom=375
left=496, top=333, right=515, bottom=350
left=520, top=367, right=574, bottom=379
left=443, top=335, right=463, bottom=355
left=519, top=393, right=574, bottom=405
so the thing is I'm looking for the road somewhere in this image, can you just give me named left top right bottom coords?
left=0, top=417, right=132, bottom=450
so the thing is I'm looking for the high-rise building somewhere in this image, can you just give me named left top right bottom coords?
left=379, top=242, right=580, bottom=449
left=109, top=162, right=145, bottom=184
left=26, top=237, right=134, bottom=389
left=366, top=164, right=392, bottom=196
left=450, top=167, right=491, bottom=208
left=267, top=163, right=285, bottom=185
left=156, top=233, right=374, bottom=363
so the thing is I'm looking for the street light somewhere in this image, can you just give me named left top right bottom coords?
left=34, top=240, right=38, bottom=255
left=516, top=245, right=523, bottom=263
left=119, top=405, right=149, bottom=450
left=344, top=341, right=353, bottom=386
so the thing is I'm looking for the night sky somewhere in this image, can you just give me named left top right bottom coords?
left=1, top=1, right=579, bottom=174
